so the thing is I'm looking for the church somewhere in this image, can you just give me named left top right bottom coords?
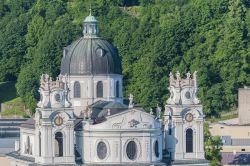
left=7, top=12, right=209, bottom=166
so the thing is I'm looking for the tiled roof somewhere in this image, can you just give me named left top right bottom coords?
left=172, top=159, right=209, bottom=165
left=6, top=151, right=35, bottom=162
left=222, top=152, right=250, bottom=165
left=20, top=118, right=35, bottom=129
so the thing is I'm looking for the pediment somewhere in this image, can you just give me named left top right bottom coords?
left=90, top=108, right=160, bottom=130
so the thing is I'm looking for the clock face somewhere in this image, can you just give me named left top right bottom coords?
left=185, top=113, right=193, bottom=122
left=54, top=115, right=63, bottom=126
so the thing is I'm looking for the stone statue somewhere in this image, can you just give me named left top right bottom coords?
left=186, top=72, right=191, bottom=79
left=150, top=108, right=153, bottom=115
left=128, top=93, right=134, bottom=109
left=156, top=104, right=161, bottom=119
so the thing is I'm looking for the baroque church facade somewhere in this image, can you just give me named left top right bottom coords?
left=7, top=13, right=209, bottom=166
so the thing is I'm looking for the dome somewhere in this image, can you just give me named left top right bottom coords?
left=60, top=14, right=122, bottom=76
left=60, top=37, right=122, bottom=75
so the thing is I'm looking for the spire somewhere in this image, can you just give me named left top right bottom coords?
left=83, top=8, right=99, bottom=38
left=89, top=7, right=92, bottom=16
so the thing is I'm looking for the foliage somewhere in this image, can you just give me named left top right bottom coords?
left=0, top=0, right=249, bottom=115
left=0, top=81, right=17, bottom=103
left=204, top=122, right=223, bottom=165
left=0, top=108, right=29, bottom=118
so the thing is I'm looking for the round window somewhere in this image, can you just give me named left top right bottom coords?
left=97, top=141, right=107, bottom=160
left=55, top=94, right=60, bottom=102
left=185, top=91, right=191, bottom=99
left=126, top=141, right=137, bottom=160
left=154, top=140, right=159, bottom=158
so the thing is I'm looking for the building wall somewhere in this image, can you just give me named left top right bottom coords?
left=209, top=123, right=250, bottom=139
left=209, top=123, right=250, bottom=153
left=78, top=131, right=162, bottom=164
left=20, top=128, right=35, bottom=157
left=77, top=109, right=163, bottom=164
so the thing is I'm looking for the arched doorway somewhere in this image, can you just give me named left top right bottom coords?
left=55, top=132, right=63, bottom=157
left=186, top=128, right=193, bottom=153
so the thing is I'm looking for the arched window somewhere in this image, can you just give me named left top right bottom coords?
left=25, top=136, right=31, bottom=154
left=186, top=128, right=193, bottom=153
left=39, top=132, right=41, bottom=156
left=55, top=132, right=63, bottom=157
left=55, top=94, right=60, bottom=102
left=97, top=81, right=103, bottom=98
left=74, top=81, right=81, bottom=98
left=116, top=81, right=119, bottom=97
left=154, top=140, right=159, bottom=158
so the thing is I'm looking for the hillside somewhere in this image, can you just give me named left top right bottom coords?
left=0, top=0, right=249, bottom=118
left=0, top=82, right=27, bottom=117
left=0, top=82, right=16, bottom=103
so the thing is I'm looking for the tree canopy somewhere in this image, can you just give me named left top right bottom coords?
left=0, top=0, right=249, bottom=116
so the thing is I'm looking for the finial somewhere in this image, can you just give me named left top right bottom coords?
left=89, top=5, right=92, bottom=16
left=193, top=71, right=198, bottom=80
left=176, top=71, right=181, bottom=80
left=169, top=72, right=174, bottom=81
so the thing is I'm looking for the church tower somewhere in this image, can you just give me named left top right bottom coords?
left=164, top=71, right=205, bottom=161
left=34, top=74, right=75, bottom=165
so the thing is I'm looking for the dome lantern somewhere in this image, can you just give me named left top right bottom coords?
left=83, top=9, right=99, bottom=38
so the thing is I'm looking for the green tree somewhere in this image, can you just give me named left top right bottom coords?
left=204, top=122, right=223, bottom=166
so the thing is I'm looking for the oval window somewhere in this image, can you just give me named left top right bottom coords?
left=55, top=94, right=61, bottom=102
left=96, top=47, right=104, bottom=57
left=154, top=140, right=159, bottom=158
left=126, top=141, right=137, bottom=160
left=97, top=141, right=107, bottom=160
